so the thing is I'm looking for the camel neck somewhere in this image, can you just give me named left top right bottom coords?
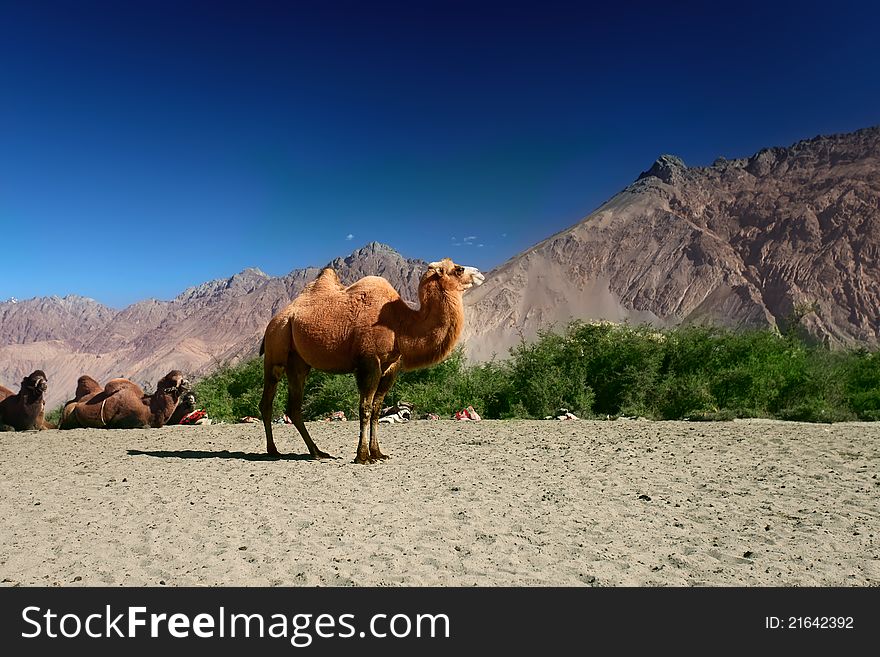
left=148, top=393, right=178, bottom=427
left=398, top=283, right=464, bottom=370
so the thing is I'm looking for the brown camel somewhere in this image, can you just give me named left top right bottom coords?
left=0, top=370, right=54, bottom=431
left=167, top=392, right=198, bottom=425
left=259, top=258, right=484, bottom=463
left=58, top=371, right=190, bottom=429
left=58, top=375, right=105, bottom=427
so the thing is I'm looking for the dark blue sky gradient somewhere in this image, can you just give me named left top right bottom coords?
left=1, top=0, right=878, bottom=307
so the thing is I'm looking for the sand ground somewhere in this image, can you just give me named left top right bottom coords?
left=1, top=419, right=877, bottom=586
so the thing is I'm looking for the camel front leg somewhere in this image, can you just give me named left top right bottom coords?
left=354, top=359, right=381, bottom=464
left=369, top=361, right=400, bottom=461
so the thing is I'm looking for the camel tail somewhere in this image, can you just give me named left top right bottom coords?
left=259, top=336, right=265, bottom=356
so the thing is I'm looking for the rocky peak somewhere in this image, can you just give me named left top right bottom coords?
left=227, top=267, right=270, bottom=289
left=637, top=154, right=688, bottom=184
left=174, top=267, right=271, bottom=302
left=745, top=147, right=786, bottom=176
left=324, top=243, right=428, bottom=301
left=0, top=293, right=115, bottom=348
left=329, top=241, right=400, bottom=267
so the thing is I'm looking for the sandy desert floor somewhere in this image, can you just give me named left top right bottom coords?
left=0, top=419, right=877, bottom=586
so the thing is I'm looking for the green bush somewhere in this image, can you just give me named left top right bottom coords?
left=565, top=322, right=665, bottom=416
left=45, top=405, right=64, bottom=427
left=189, top=322, right=880, bottom=424
left=192, top=358, right=287, bottom=423
left=392, top=349, right=514, bottom=418
left=846, top=349, right=880, bottom=420
left=301, top=371, right=360, bottom=420
left=506, top=329, right=595, bottom=418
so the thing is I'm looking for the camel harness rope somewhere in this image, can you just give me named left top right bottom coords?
left=76, top=398, right=108, bottom=427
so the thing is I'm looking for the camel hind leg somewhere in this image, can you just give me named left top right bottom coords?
left=286, top=352, right=334, bottom=459
left=260, top=364, right=284, bottom=456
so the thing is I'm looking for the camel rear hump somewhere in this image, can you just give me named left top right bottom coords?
left=313, top=267, right=342, bottom=289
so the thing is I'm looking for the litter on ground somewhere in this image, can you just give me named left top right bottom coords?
left=453, top=406, right=481, bottom=421
left=379, top=401, right=413, bottom=424
left=179, top=409, right=210, bottom=425
left=543, top=408, right=579, bottom=420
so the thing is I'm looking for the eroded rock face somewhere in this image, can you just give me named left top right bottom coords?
left=463, top=126, right=880, bottom=361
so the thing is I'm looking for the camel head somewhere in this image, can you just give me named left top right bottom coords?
left=178, top=392, right=197, bottom=412
left=155, top=370, right=190, bottom=400
left=20, top=370, right=48, bottom=400
left=423, top=258, right=485, bottom=293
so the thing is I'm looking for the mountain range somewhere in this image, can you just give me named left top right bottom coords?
left=0, top=243, right=427, bottom=408
left=2, top=126, right=879, bottom=408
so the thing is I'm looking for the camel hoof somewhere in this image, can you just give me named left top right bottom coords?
left=312, top=451, right=336, bottom=460
left=353, top=456, right=374, bottom=465
left=371, top=452, right=390, bottom=461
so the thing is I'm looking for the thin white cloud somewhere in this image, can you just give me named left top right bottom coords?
left=463, top=235, right=476, bottom=242
left=345, top=233, right=354, bottom=241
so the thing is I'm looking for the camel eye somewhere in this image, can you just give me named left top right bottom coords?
left=454, top=266, right=464, bottom=275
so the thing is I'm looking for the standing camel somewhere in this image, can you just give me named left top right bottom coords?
left=259, top=258, right=484, bottom=463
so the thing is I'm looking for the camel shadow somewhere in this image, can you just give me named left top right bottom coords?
left=126, top=449, right=316, bottom=461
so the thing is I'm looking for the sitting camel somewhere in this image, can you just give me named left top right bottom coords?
left=0, top=370, right=54, bottom=431
left=59, top=371, right=190, bottom=429
left=167, top=392, right=197, bottom=425
left=58, top=374, right=105, bottom=427
left=260, top=258, right=484, bottom=463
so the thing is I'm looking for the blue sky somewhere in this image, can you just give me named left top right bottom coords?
left=1, top=0, right=878, bottom=308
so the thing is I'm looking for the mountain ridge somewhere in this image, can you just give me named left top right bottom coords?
left=3, top=125, right=879, bottom=407
left=1, top=243, right=427, bottom=407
